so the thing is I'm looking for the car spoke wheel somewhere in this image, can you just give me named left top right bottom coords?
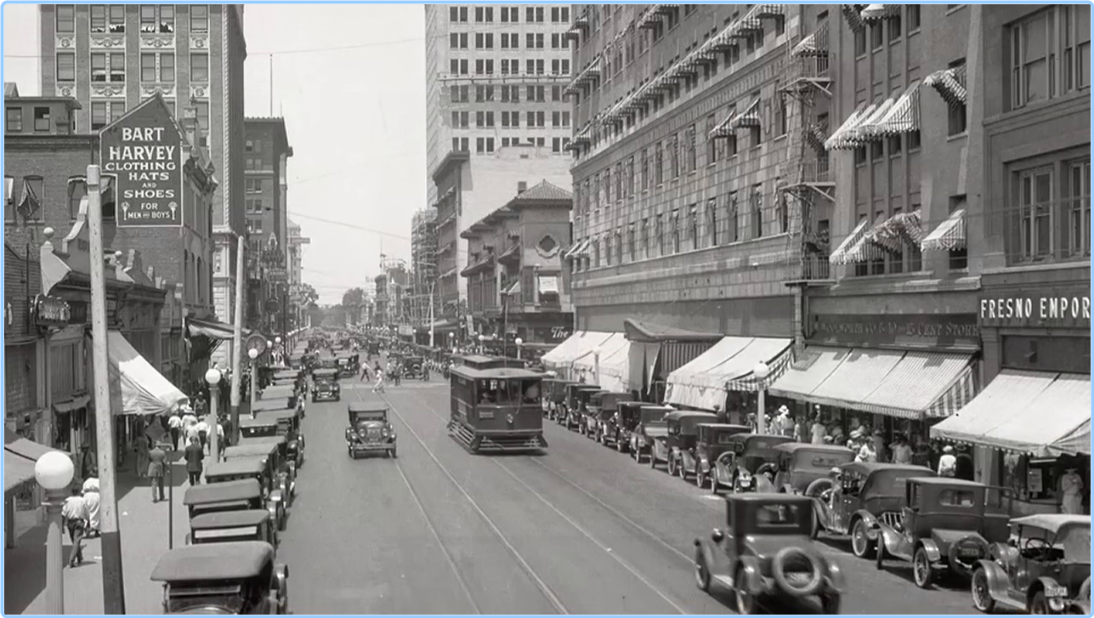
left=694, top=550, right=711, bottom=591
left=1030, top=592, right=1049, bottom=614
left=667, top=457, right=677, bottom=476
left=735, top=568, right=756, bottom=614
left=851, top=520, right=874, bottom=559
left=971, top=568, right=995, bottom=613
left=913, top=547, right=934, bottom=589
left=710, top=469, right=720, bottom=494
left=696, top=471, right=706, bottom=488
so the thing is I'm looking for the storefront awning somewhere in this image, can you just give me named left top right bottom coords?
left=573, top=332, right=632, bottom=393
left=930, top=372, right=1091, bottom=457
left=53, top=394, right=91, bottom=414
left=768, top=346, right=977, bottom=420
left=108, top=331, right=189, bottom=416
left=541, top=330, right=616, bottom=369
left=5, top=431, right=59, bottom=494
left=187, top=317, right=249, bottom=341
left=622, top=319, right=722, bottom=343
left=921, top=208, right=967, bottom=252
left=564, top=238, right=591, bottom=260
left=666, top=336, right=793, bottom=411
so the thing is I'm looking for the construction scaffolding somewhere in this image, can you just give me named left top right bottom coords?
left=409, top=209, right=439, bottom=328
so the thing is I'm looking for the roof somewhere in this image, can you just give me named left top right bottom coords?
left=259, top=409, right=299, bottom=422
left=348, top=402, right=389, bottom=413
left=841, top=461, right=934, bottom=475
left=505, top=180, right=572, bottom=208
left=239, top=416, right=279, bottom=428
left=261, top=385, right=296, bottom=398
left=1011, top=514, right=1091, bottom=533
left=908, top=477, right=987, bottom=488
left=727, top=493, right=813, bottom=505
left=251, top=399, right=292, bottom=412
left=639, top=405, right=675, bottom=412
left=190, top=510, right=270, bottom=530
left=664, top=410, right=717, bottom=422
left=775, top=442, right=857, bottom=455
left=450, top=366, right=544, bottom=380
left=697, top=423, right=752, bottom=432
left=272, top=370, right=300, bottom=379
left=238, top=435, right=287, bottom=446
left=223, top=443, right=278, bottom=459
left=313, top=368, right=338, bottom=376
left=182, top=479, right=262, bottom=505
left=204, top=459, right=265, bottom=478
left=151, top=541, right=275, bottom=582
left=622, top=318, right=723, bottom=343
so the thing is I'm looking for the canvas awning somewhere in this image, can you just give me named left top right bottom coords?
left=541, top=331, right=616, bottom=370
left=868, top=82, right=921, bottom=138
left=924, top=64, right=968, bottom=107
left=861, top=4, right=901, bottom=21
left=187, top=317, right=249, bottom=341
left=828, top=219, right=870, bottom=264
left=768, top=346, right=977, bottom=420
left=622, top=319, right=722, bottom=343
left=792, top=21, right=829, bottom=58
left=665, top=336, right=793, bottom=411
left=871, top=210, right=923, bottom=253
left=108, top=330, right=189, bottom=416
left=930, top=371, right=1091, bottom=457
left=573, top=332, right=632, bottom=392
left=5, top=431, right=60, bottom=494
left=921, top=208, right=967, bottom=252
left=825, top=102, right=872, bottom=150
left=564, top=238, right=590, bottom=260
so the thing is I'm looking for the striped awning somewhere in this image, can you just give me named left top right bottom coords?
left=768, top=346, right=977, bottom=420
left=843, top=98, right=895, bottom=145
left=637, top=5, right=667, bottom=29
left=871, top=210, right=923, bottom=253
left=827, top=219, right=870, bottom=265
left=666, top=336, right=793, bottom=410
left=931, top=372, right=1091, bottom=457
left=924, top=65, right=968, bottom=107
left=870, top=83, right=921, bottom=137
left=841, top=4, right=865, bottom=31
left=860, top=4, right=901, bottom=21
left=840, top=217, right=891, bottom=264
left=806, top=120, right=828, bottom=154
left=754, top=4, right=786, bottom=19
left=792, top=21, right=830, bottom=58
left=732, top=99, right=761, bottom=129
left=824, top=102, right=871, bottom=150
left=572, top=126, right=592, bottom=145
left=563, top=237, right=591, bottom=260
left=921, top=208, right=967, bottom=252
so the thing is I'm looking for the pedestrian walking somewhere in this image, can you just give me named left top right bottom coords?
left=61, top=487, right=88, bottom=567
left=148, top=444, right=166, bottom=502
left=937, top=445, right=958, bottom=477
left=81, top=480, right=101, bottom=538
left=889, top=434, right=914, bottom=465
left=184, top=436, right=204, bottom=485
left=134, top=433, right=151, bottom=478
left=195, top=417, right=210, bottom=454
left=168, top=412, right=183, bottom=450
left=393, top=365, right=402, bottom=387
left=373, top=369, right=386, bottom=393
left=360, top=365, right=371, bottom=382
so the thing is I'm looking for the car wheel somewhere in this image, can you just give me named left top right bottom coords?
left=694, top=549, right=711, bottom=592
left=1030, top=591, right=1049, bottom=614
left=971, top=568, right=995, bottom=613
left=876, top=537, right=886, bottom=569
left=649, top=450, right=657, bottom=468
left=735, top=567, right=757, bottom=614
left=851, top=519, right=875, bottom=559
left=391, top=445, right=398, bottom=459
left=821, top=594, right=841, bottom=614
left=710, top=469, right=720, bottom=494
left=695, top=470, right=706, bottom=488
left=667, top=456, right=677, bottom=476
left=616, top=436, right=625, bottom=453
left=913, top=547, right=934, bottom=589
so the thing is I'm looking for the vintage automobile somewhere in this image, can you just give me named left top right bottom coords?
left=875, top=478, right=1012, bottom=588
left=691, top=423, right=751, bottom=491
left=601, top=401, right=644, bottom=453
left=224, top=441, right=295, bottom=503
left=708, top=433, right=794, bottom=493
left=151, top=541, right=289, bottom=614
left=270, top=370, right=302, bottom=389
left=311, top=368, right=341, bottom=402
left=403, top=355, right=426, bottom=380
left=260, top=384, right=301, bottom=419
left=693, top=494, right=844, bottom=614
left=561, top=384, right=601, bottom=429
left=771, top=443, right=857, bottom=495
left=663, top=410, right=718, bottom=478
left=346, top=402, right=397, bottom=458
left=448, top=365, right=547, bottom=453
left=578, top=390, right=613, bottom=438
left=204, top=459, right=288, bottom=532
left=570, top=387, right=606, bottom=433
left=811, top=462, right=934, bottom=558
left=971, top=514, right=1091, bottom=614
left=183, top=479, right=272, bottom=523
left=629, top=405, right=673, bottom=464
left=541, top=379, right=575, bottom=421
left=258, top=408, right=306, bottom=469
left=335, top=353, right=360, bottom=378
left=589, top=392, right=637, bottom=446
left=189, top=510, right=278, bottom=548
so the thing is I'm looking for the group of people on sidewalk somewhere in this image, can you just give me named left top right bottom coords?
left=59, top=478, right=101, bottom=568
left=134, top=398, right=228, bottom=505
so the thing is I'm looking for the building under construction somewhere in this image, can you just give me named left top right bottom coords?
left=409, top=209, right=439, bottom=330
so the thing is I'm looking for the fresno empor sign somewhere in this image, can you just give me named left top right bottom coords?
left=99, top=97, right=184, bottom=227
left=980, top=293, right=1091, bottom=328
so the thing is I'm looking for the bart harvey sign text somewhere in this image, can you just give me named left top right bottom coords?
left=99, top=100, right=184, bottom=227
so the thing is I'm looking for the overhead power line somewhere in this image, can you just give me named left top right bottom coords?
left=286, top=211, right=411, bottom=242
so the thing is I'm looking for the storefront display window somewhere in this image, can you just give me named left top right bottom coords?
left=1000, top=452, right=1090, bottom=513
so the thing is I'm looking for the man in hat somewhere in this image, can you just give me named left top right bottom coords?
left=937, top=445, right=958, bottom=477
left=810, top=409, right=827, bottom=445
left=1060, top=468, right=1085, bottom=515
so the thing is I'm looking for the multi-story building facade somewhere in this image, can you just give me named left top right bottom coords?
left=459, top=181, right=574, bottom=357
left=286, top=219, right=310, bottom=329
left=409, top=209, right=438, bottom=331
left=38, top=4, right=248, bottom=346
left=242, top=117, right=293, bottom=338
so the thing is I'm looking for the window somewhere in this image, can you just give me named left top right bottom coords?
left=871, top=141, right=884, bottom=162
left=1067, top=160, right=1091, bottom=257
left=141, top=53, right=157, bottom=81
left=947, top=60, right=969, bottom=136
left=948, top=195, right=969, bottom=269
left=854, top=27, right=867, bottom=57
left=109, top=100, right=125, bottom=123
left=1011, top=10, right=1054, bottom=108
left=871, top=23, right=884, bottom=51
left=708, top=198, right=718, bottom=246
left=6, top=107, right=22, bottom=132
left=57, top=52, right=75, bottom=82
left=33, top=107, right=50, bottom=132
left=160, top=53, right=175, bottom=82
left=671, top=212, right=681, bottom=253
left=195, top=101, right=209, bottom=145
left=90, top=5, right=107, bottom=32
left=751, top=185, right=763, bottom=239
left=1018, top=168, right=1054, bottom=259
left=654, top=142, right=664, bottom=185
left=1063, top=5, right=1091, bottom=92
left=191, top=5, right=209, bottom=32
left=888, top=135, right=902, bottom=157
left=56, top=5, right=75, bottom=33
left=775, top=92, right=787, bottom=137
left=907, top=130, right=922, bottom=151
left=888, top=14, right=902, bottom=42
left=68, top=176, right=87, bottom=219
left=191, top=53, right=209, bottom=82
left=141, top=5, right=174, bottom=33
left=91, top=102, right=107, bottom=130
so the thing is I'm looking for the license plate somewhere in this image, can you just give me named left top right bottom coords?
left=958, top=548, right=980, bottom=557
left=480, top=411, right=495, bottom=419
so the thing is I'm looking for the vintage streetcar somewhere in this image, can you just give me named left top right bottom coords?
left=448, top=364, right=548, bottom=453
left=151, top=541, right=289, bottom=615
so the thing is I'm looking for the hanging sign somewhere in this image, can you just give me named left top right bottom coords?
left=31, top=295, right=72, bottom=327
left=99, top=98, right=184, bottom=227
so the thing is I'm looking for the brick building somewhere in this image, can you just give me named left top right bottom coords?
left=37, top=4, right=248, bottom=351
left=4, top=243, right=46, bottom=445
left=459, top=180, right=574, bottom=358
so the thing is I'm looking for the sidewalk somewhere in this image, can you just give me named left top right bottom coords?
left=5, top=451, right=192, bottom=615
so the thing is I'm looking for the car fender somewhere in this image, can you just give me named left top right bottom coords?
left=1031, top=576, right=1071, bottom=613
left=737, top=555, right=765, bottom=592
left=669, top=446, right=681, bottom=461
left=269, top=489, right=284, bottom=504
left=694, top=538, right=731, bottom=579
left=698, top=456, right=711, bottom=473
left=875, top=523, right=905, bottom=555
left=974, top=559, right=1012, bottom=602
left=825, top=556, right=846, bottom=594
left=810, top=497, right=831, bottom=529
left=851, top=510, right=881, bottom=540
left=918, top=538, right=944, bottom=563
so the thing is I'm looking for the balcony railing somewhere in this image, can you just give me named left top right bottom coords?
left=996, top=196, right=1091, bottom=267
left=784, top=253, right=832, bottom=283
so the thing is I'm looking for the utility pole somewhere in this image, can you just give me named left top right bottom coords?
left=428, top=281, right=435, bottom=348
left=230, top=235, right=245, bottom=444
left=86, top=164, right=126, bottom=613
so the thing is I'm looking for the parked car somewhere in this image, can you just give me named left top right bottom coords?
left=771, top=443, right=856, bottom=495
left=188, top=510, right=278, bottom=548
left=663, top=411, right=717, bottom=478
left=693, top=494, right=844, bottom=614
left=811, top=462, right=935, bottom=558
left=574, top=389, right=608, bottom=435
left=584, top=391, right=634, bottom=442
left=692, top=423, right=751, bottom=490
left=713, top=433, right=795, bottom=494
left=629, top=405, right=673, bottom=464
left=151, top=541, right=289, bottom=614
left=205, top=459, right=288, bottom=532
left=540, top=379, right=575, bottom=421
left=311, top=368, right=340, bottom=402
left=875, top=478, right=1013, bottom=588
left=563, top=384, right=601, bottom=430
left=604, top=400, right=646, bottom=453
left=971, top=514, right=1091, bottom=614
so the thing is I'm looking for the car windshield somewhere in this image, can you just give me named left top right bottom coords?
left=166, top=583, right=247, bottom=614
left=1015, top=524, right=1092, bottom=562
left=477, top=379, right=540, bottom=404
left=795, top=450, right=851, bottom=470
left=640, top=410, right=666, bottom=424
left=754, top=503, right=806, bottom=530
left=715, top=433, right=738, bottom=445
left=241, top=426, right=278, bottom=438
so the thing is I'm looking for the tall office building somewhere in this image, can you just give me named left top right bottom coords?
left=424, top=5, right=574, bottom=325
left=39, top=4, right=248, bottom=330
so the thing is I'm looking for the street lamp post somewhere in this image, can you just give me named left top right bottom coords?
left=248, top=348, right=259, bottom=419
left=593, top=346, right=602, bottom=385
left=275, top=336, right=282, bottom=366
left=205, top=368, right=223, bottom=462
left=448, top=331, right=455, bottom=354
left=35, top=451, right=74, bottom=615
left=515, top=337, right=523, bottom=362
left=478, top=334, right=485, bottom=355
left=753, top=361, right=771, bottom=435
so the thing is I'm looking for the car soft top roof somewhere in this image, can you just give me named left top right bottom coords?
left=1011, top=514, right=1091, bottom=534
left=664, top=410, right=717, bottom=422
left=697, top=423, right=751, bottom=432
left=190, top=509, right=270, bottom=530
left=775, top=442, right=856, bottom=455
left=205, top=459, right=265, bottom=477
left=907, top=477, right=987, bottom=488
left=262, top=385, right=296, bottom=398
left=726, top=493, right=813, bottom=505
left=840, top=461, right=934, bottom=476
left=251, top=399, right=293, bottom=412
left=450, top=366, right=544, bottom=380
left=151, top=541, right=275, bottom=582
left=183, top=479, right=262, bottom=505
left=260, top=409, right=299, bottom=421
left=348, top=401, right=388, bottom=413
left=224, top=443, right=278, bottom=459
left=272, top=370, right=300, bottom=380
left=238, top=435, right=287, bottom=446
left=238, top=416, right=279, bottom=428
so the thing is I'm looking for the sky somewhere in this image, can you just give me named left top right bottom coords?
left=2, top=3, right=428, bottom=305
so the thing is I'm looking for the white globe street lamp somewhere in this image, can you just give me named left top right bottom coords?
left=753, top=361, right=771, bottom=435
left=478, top=333, right=485, bottom=354
left=205, top=367, right=223, bottom=461
left=515, top=337, right=523, bottom=361
left=35, top=450, right=74, bottom=615
left=247, top=349, right=259, bottom=415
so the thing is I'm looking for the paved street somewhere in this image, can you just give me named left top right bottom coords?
left=278, top=368, right=978, bottom=615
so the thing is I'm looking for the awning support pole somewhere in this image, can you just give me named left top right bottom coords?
left=87, top=164, right=126, bottom=613
left=230, top=235, right=245, bottom=445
